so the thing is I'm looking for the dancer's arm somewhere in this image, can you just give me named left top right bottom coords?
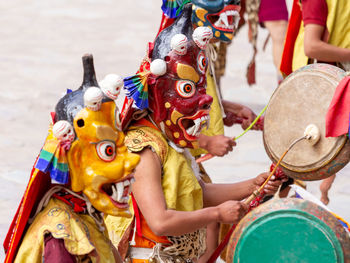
left=202, top=173, right=285, bottom=207
left=304, top=24, right=350, bottom=62
left=131, top=148, right=247, bottom=236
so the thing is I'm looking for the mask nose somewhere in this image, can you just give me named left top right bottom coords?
left=198, top=94, right=213, bottom=110
left=125, top=152, right=140, bottom=173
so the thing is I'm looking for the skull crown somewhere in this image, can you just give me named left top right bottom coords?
left=99, top=74, right=124, bottom=100
left=192, top=27, right=213, bottom=50
left=170, top=34, right=188, bottom=55
left=52, top=120, right=75, bottom=143
left=84, top=87, right=103, bottom=111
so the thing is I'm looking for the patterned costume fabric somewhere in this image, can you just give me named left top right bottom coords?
left=213, top=42, right=228, bottom=85
left=14, top=198, right=116, bottom=263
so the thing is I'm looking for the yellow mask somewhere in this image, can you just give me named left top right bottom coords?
left=67, top=101, right=140, bottom=217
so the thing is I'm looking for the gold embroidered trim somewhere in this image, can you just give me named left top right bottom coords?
left=125, top=126, right=168, bottom=164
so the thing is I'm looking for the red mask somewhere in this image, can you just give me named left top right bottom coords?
left=123, top=7, right=213, bottom=149
left=148, top=41, right=213, bottom=148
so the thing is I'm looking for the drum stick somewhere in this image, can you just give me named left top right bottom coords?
left=244, top=135, right=308, bottom=205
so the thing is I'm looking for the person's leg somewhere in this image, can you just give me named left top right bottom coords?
left=264, top=20, right=288, bottom=69
left=320, top=174, right=336, bottom=205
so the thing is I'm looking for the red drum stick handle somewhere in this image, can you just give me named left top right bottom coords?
left=196, top=153, right=214, bottom=163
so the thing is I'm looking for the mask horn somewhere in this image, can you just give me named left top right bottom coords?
left=82, top=54, right=99, bottom=89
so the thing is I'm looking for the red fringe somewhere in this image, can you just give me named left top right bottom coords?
left=246, top=59, right=256, bottom=86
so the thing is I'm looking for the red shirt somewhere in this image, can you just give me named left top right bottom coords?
left=301, top=0, right=328, bottom=26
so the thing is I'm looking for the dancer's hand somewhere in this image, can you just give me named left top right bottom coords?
left=199, top=134, right=236, bottom=157
left=221, top=100, right=258, bottom=130
left=236, top=105, right=257, bottom=130
left=217, top=200, right=248, bottom=224
left=254, top=172, right=288, bottom=196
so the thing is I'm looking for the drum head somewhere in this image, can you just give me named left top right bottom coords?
left=226, top=198, right=350, bottom=263
left=263, top=64, right=349, bottom=180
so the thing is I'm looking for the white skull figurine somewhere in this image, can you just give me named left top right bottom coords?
left=84, top=87, right=103, bottom=111
left=99, top=74, right=123, bottom=100
left=171, top=34, right=188, bottom=55
left=53, top=120, right=75, bottom=143
left=192, top=27, right=213, bottom=50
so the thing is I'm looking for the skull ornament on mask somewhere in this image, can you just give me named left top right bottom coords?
left=191, top=0, right=241, bottom=42
left=147, top=6, right=213, bottom=149
left=192, top=26, right=213, bottom=49
left=171, top=34, right=188, bottom=55
left=99, top=74, right=123, bottom=100
left=52, top=120, right=75, bottom=143
left=84, top=87, right=103, bottom=111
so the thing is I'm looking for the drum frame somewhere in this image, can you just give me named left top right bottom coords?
left=263, top=64, right=350, bottom=180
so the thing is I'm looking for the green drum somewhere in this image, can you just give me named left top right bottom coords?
left=226, top=198, right=350, bottom=263
left=263, top=63, right=350, bottom=181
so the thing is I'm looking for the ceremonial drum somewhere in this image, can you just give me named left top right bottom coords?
left=263, top=63, right=350, bottom=180
left=226, top=198, right=350, bottom=263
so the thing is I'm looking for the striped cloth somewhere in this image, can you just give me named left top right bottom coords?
left=35, top=125, right=69, bottom=184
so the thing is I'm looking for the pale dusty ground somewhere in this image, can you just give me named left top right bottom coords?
left=0, top=1, right=349, bottom=262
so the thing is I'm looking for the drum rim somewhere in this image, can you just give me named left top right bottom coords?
left=226, top=198, right=350, bottom=263
left=263, top=138, right=350, bottom=181
left=232, top=209, right=344, bottom=262
left=263, top=63, right=348, bottom=173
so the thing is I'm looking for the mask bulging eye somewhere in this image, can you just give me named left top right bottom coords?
left=197, top=51, right=207, bottom=74
left=96, top=141, right=116, bottom=162
left=176, top=80, right=196, bottom=98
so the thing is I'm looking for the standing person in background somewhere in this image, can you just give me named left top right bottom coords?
left=300, top=0, right=350, bottom=68
left=235, top=0, right=288, bottom=85
left=258, top=0, right=289, bottom=83
left=280, top=0, right=350, bottom=205
left=281, top=0, right=350, bottom=75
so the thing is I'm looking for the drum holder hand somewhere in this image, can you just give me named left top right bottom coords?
left=244, top=134, right=309, bottom=205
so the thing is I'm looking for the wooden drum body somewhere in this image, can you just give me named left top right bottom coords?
left=263, top=64, right=350, bottom=180
left=226, top=198, right=350, bottom=263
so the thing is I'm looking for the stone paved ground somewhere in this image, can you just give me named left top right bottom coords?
left=0, top=1, right=349, bottom=261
